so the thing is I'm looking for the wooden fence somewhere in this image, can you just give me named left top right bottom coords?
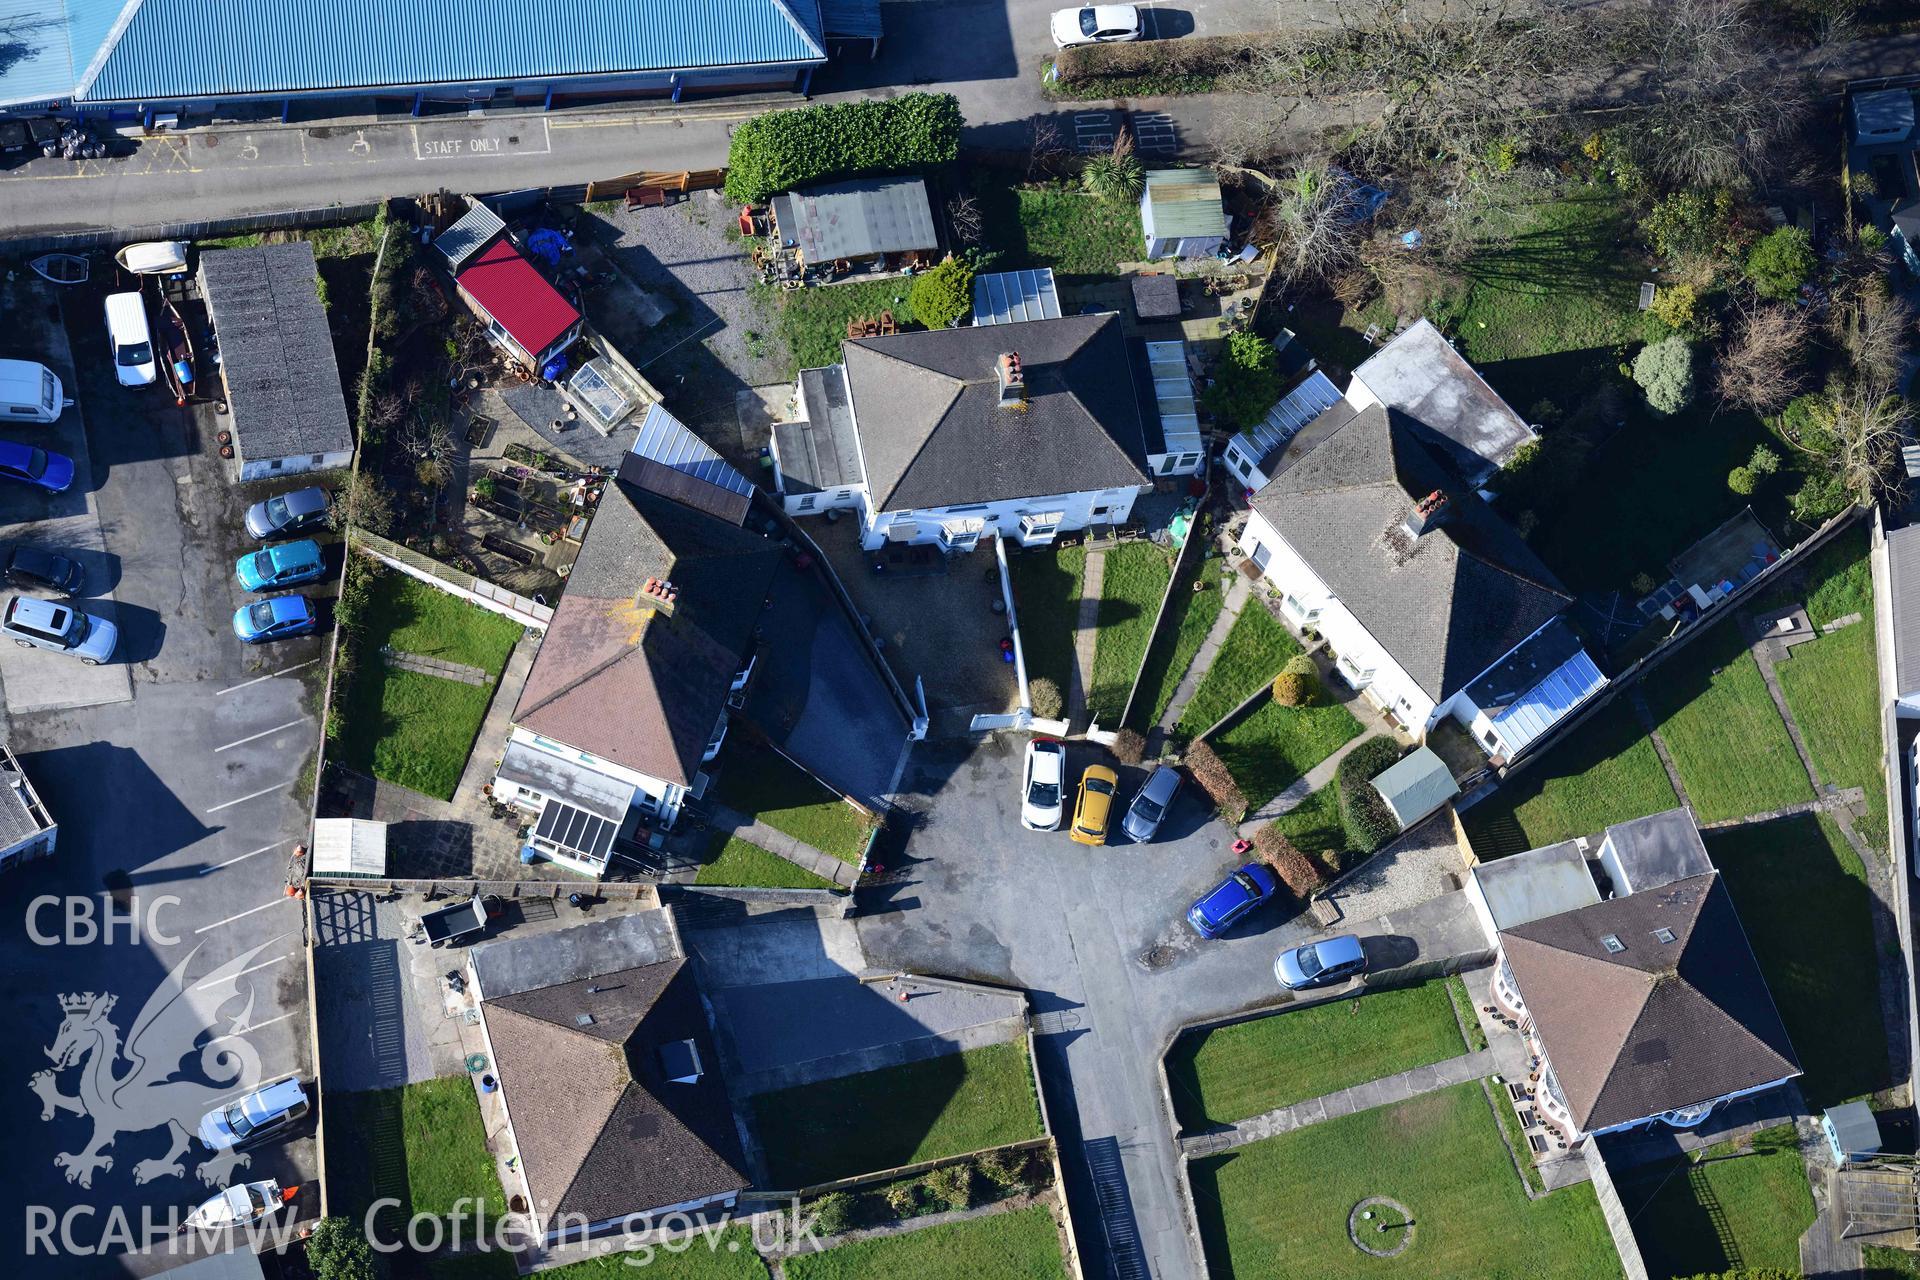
left=585, top=168, right=728, bottom=203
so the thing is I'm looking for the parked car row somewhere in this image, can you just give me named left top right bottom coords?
left=232, top=488, right=330, bottom=643
left=1021, top=738, right=1183, bottom=845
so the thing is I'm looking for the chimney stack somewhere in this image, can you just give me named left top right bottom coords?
left=1402, top=490, right=1450, bottom=538
left=996, top=352, right=1025, bottom=409
left=638, top=576, right=679, bottom=615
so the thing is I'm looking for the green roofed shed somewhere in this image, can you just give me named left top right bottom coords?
left=1369, top=745, right=1459, bottom=831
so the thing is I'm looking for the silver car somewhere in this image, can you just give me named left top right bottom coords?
left=1, top=594, right=116, bottom=664
left=1275, top=933, right=1367, bottom=990
left=1121, top=764, right=1181, bottom=842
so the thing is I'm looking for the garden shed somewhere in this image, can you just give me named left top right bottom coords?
left=1368, top=746, right=1458, bottom=831
left=770, top=176, right=937, bottom=268
left=1140, top=169, right=1228, bottom=260
left=197, top=243, right=356, bottom=482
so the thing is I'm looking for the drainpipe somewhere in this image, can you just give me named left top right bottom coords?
left=411, top=91, right=424, bottom=118
left=542, top=85, right=555, bottom=111
left=800, top=65, right=815, bottom=98
left=994, top=533, right=1031, bottom=712
left=670, top=74, right=683, bottom=104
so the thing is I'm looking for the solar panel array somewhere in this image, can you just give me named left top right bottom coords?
left=535, top=799, right=617, bottom=863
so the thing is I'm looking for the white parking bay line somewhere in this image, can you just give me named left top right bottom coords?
left=217, top=658, right=318, bottom=695
left=215, top=718, right=307, bottom=753
left=208, top=783, right=291, bottom=813
left=200, top=839, right=289, bottom=875
left=206, top=1009, right=299, bottom=1043
left=194, top=898, right=292, bottom=934
left=196, top=952, right=295, bottom=989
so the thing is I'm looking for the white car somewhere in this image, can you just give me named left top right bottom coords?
left=104, top=291, right=156, bottom=388
left=1051, top=4, right=1144, bottom=48
left=1021, top=737, right=1067, bottom=831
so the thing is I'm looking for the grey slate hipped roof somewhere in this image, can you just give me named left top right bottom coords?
left=1501, top=871, right=1799, bottom=1132
left=199, top=243, right=355, bottom=466
left=842, top=313, right=1152, bottom=511
left=1249, top=403, right=1570, bottom=701
left=474, top=913, right=747, bottom=1229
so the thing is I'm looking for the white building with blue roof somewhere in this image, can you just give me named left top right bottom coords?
left=0, top=0, right=843, bottom=118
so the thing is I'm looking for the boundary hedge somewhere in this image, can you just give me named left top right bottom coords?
left=725, top=93, right=963, bottom=203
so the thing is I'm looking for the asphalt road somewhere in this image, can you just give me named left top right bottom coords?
left=0, top=271, right=330, bottom=1277
left=854, top=734, right=1482, bottom=1280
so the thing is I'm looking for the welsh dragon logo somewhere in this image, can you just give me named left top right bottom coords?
left=30, top=941, right=274, bottom=1189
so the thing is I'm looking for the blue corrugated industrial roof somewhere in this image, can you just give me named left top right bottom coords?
left=5, top=0, right=825, bottom=106
left=0, top=0, right=96, bottom=107
left=1489, top=647, right=1606, bottom=756
left=973, top=269, right=1061, bottom=326
left=818, top=0, right=882, bottom=38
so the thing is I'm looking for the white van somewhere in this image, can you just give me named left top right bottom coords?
left=103, top=291, right=156, bottom=388
left=0, top=359, right=69, bottom=424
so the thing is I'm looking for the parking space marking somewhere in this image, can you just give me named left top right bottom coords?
left=215, top=718, right=307, bottom=753
left=196, top=952, right=296, bottom=989
left=200, top=839, right=289, bottom=875
left=208, top=1009, right=299, bottom=1042
left=208, top=783, right=292, bottom=813
left=218, top=658, right=319, bottom=694
left=194, top=898, right=293, bottom=934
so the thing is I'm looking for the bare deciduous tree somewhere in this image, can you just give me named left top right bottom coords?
left=1714, top=302, right=1808, bottom=415
left=1264, top=158, right=1373, bottom=285
left=1781, top=378, right=1909, bottom=511
left=1622, top=0, right=1809, bottom=187
left=1027, top=116, right=1066, bottom=182
left=946, top=193, right=984, bottom=248
left=1830, top=278, right=1914, bottom=390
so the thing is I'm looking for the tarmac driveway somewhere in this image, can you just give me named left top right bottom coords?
left=854, top=733, right=1484, bottom=1280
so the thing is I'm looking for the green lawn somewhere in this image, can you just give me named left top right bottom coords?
left=1087, top=543, right=1173, bottom=724
left=786, top=1203, right=1066, bottom=1280
left=714, top=742, right=874, bottom=865
left=1192, top=1082, right=1617, bottom=1280
left=1647, top=624, right=1813, bottom=823
left=1008, top=545, right=1087, bottom=699
left=1614, top=1124, right=1814, bottom=1278
left=975, top=179, right=1143, bottom=280
left=696, top=834, right=838, bottom=890
left=1707, top=813, right=1890, bottom=1108
left=1267, top=783, right=1350, bottom=868
left=1176, top=603, right=1301, bottom=738
left=326, top=1076, right=505, bottom=1233
left=331, top=573, right=525, bottom=799
left=1167, top=980, right=1467, bottom=1130
left=752, top=1040, right=1044, bottom=1186
left=529, top=1227, right=768, bottom=1280
left=772, top=277, right=919, bottom=374
left=1460, top=699, right=1677, bottom=858
left=1758, top=519, right=1871, bottom=629
left=1209, top=698, right=1363, bottom=812
left=1778, top=620, right=1887, bottom=853
left=1129, top=568, right=1228, bottom=729
left=1867, top=1245, right=1920, bottom=1278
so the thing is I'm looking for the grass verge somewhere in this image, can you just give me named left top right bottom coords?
left=1176, top=603, right=1299, bottom=738
left=1131, top=567, right=1228, bottom=729
left=1459, top=699, right=1677, bottom=857
left=752, top=1040, right=1044, bottom=1186
left=696, top=834, right=838, bottom=890
left=1707, top=813, right=1890, bottom=1108
left=332, top=572, right=524, bottom=799
left=326, top=1076, right=505, bottom=1235
left=1191, top=1081, right=1617, bottom=1280
left=1167, top=980, right=1467, bottom=1130
left=786, top=1203, right=1066, bottom=1280
left=1647, top=623, right=1813, bottom=823
left=713, top=743, right=874, bottom=865
left=1087, top=543, right=1173, bottom=724
left=1446, top=975, right=1487, bottom=1052
left=1614, top=1124, right=1815, bottom=1277
left=1008, top=545, right=1088, bottom=699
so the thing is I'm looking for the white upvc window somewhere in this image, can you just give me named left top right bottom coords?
left=1336, top=653, right=1375, bottom=689
left=1281, top=593, right=1322, bottom=626
left=1019, top=511, right=1064, bottom=544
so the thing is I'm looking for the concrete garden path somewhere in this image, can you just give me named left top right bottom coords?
left=1069, top=547, right=1106, bottom=725
left=1178, top=1049, right=1495, bottom=1157
left=1236, top=731, right=1381, bottom=837
left=706, top=802, right=860, bottom=888
left=1154, top=573, right=1251, bottom=738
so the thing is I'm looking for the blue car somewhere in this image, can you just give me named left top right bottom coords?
left=0, top=439, right=74, bottom=493
left=1187, top=862, right=1279, bottom=938
left=232, top=595, right=317, bottom=643
left=236, top=539, right=326, bottom=591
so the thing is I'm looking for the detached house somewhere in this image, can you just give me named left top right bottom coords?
left=1467, top=810, right=1800, bottom=1142
left=1235, top=324, right=1599, bottom=758
left=492, top=411, right=777, bottom=875
left=771, top=313, right=1156, bottom=550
